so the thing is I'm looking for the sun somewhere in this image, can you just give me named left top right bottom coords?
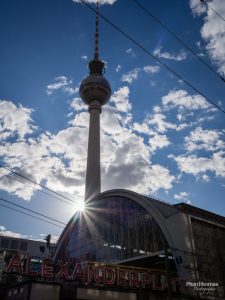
left=75, top=199, right=85, bottom=212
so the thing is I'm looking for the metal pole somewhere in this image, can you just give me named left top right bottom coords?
left=165, top=245, right=173, bottom=300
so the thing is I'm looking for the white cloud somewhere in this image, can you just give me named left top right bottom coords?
left=133, top=122, right=153, bottom=136
left=70, top=97, right=86, bottom=112
left=64, top=86, right=79, bottom=95
left=0, top=100, right=35, bottom=139
left=116, top=64, right=122, bottom=72
left=189, top=0, right=225, bottom=74
left=202, top=174, right=210, bottom=182
left=102, top=133, right=174, bottom=194
left=126, top=48, right=136, bottom=57
left=189, top=0, right=207, bottom=16
left=73, top=0, right=117, bottom=4
left=111, top=86, right=132, bottom=112
left=185, top=127, right=225, bottom=152
left=134, top=108, right=189, bottom=135
left=0, top=123, right=89, bottom=200
left=143, top=65, right=160, bottom=74
left=0, top=226, right=59, bottom=243
left=101, top=107, right=122, bottom=134
left=162, top=89, right=210, bottom=111
left=81, top=55, right=88, bottom=60
left=147, top=112, right=177, bottom=133
left=149, top=134, right=170, bottom=153
left=153, top=47, right=187, bottom=61
left=169, top=151, right=225, bottom=178
left=153, top=106, right=162, bottom=113
left=46, top=76, right=70, bottom=95
left=0, top=225, right=28, bottom=239
left=174, top=192, right=191, bottom=204
left=122, top=68, right=140, bottom=84
left=46, top=76, right=78, bottom=96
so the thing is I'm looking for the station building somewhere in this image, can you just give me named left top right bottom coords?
left=53, top=189, right=225, bottom=299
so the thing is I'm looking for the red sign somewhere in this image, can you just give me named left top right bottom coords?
left=5, top=254, right=188, bottom=293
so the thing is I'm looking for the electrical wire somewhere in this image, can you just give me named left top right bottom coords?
left=80, top=0, right=225, bottom=115
left=0, top=202, right=64, bottom=229
left=200, top=0, right=225, bottom=22
left=0, top=196, right=108, bottom=250
left=2, top=173, right=74, bottom=207
left=132, top=0, right=225, bottom=83
left=0, top=197, right=66, bottom=226
left=0, top=164, right=76, bottom=206
left=0, top=197, right=118, bottom=261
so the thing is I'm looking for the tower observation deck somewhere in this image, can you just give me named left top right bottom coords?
left=79, top=2, right=111, bottom=202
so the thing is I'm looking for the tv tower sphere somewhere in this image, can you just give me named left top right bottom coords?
left=79, top=60, right=111, bottom=106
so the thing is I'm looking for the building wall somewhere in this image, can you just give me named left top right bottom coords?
left=77, top=288, right=136, bottom=300
left=0, top=235, right=50, bottom=258
left=191, top=217, right=225, bottom=298
left=4, top=282, right=221, bottom=300
left=1, top=282, right=193, bottom=300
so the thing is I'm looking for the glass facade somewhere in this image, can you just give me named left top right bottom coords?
left=10, top=240, right=19, bottom=250
left=1, top=238, right=10, bottom=249
left=56, top=196, right=168, bottom=263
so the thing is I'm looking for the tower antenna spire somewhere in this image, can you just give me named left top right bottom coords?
left=88, top=1, right=104, bottom=75
left=94, top=1, right=99, bottom=60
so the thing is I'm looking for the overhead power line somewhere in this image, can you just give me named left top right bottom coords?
left=0, top=197, right=66, bottom=226
left=0, top=202, right=64, bottom=229
left=80, top=0, right=225, bottom=115
left=132, top=0, right=225, bottom=83
left=0, top=196, right=111, bottom=253
left=0, top=164, right=75, bottom=206
left=0, top=197, right=104, bottom=250
left=2, top=173, right=74, bottom=207
left=200, top=0, right=225, bottom=22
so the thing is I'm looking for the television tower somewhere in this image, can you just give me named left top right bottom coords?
left=79, top=2, right=111, bottom=202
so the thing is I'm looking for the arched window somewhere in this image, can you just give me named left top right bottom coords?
left=56, top=196, right=168, bottom=263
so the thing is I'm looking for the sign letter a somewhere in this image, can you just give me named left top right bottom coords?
left=6, top=254, right=23, bottom=274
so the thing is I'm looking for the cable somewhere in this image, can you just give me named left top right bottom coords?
left=132, top=0, right=225, bottom=83
left=0, top=199, right=116, bottom=261
left=200, top=0, right=225, bottom=22
left=0, top=164, right=76, bottom=206
left=0, top=196, right=107, bottom=251
left=1, top=173, right=74, bottom=207
left=79, top=0, right=225, bottom=115
left=0, top=203, right=64, bottom=229
left=0, top=197, right=66, bottom=226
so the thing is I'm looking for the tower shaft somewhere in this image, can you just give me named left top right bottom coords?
left=85, top=101, right=101, bottom=201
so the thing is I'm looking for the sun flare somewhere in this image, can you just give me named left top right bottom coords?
left=75, top=199, right=85, bottom=212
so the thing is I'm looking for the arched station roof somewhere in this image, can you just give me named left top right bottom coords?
left=54, top=189, right=196, bottom=280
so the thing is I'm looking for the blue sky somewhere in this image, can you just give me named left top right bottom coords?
left=0, top=0, right=224, bottom=242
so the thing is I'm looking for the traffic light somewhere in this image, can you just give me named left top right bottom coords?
left=175, top=256, right=183, bottom=264
left=44, top=234, right=51, bottom=249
